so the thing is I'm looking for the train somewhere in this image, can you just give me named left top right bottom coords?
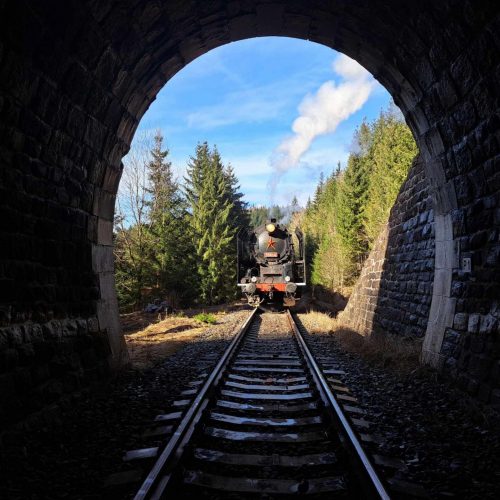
left=237, top=219, right=306, bottom=307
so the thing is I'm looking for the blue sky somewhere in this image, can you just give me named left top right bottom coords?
left=128, top=37, right=392, bottom=207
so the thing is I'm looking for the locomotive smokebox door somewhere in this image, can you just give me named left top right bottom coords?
left=237, top=220, right=306, bottom=308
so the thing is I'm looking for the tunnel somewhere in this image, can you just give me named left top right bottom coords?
left=0, top=0, right=499, bottom=426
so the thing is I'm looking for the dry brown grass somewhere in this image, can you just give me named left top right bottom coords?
left=299, top=310, right=338, bottom=334
left=298, top=310, right=422, bottom=375
left=124, top=314, right=223, bottom=370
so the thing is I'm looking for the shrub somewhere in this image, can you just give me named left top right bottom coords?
left=194, top=312, right=217, bottom=324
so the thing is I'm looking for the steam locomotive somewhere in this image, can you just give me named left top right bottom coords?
left=237, top=219, right=306, bottom=307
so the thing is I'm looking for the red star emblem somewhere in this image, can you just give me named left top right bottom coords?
left=267, top=238, right=276, bottom=250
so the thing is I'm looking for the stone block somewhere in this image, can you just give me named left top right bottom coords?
left=468, top=314, right=481, bottom=333
left=434, top=213, right=453, bottom=242
left=453, top=312, right=468, bottom=331
left=28, top=323, right=44, bottom=343
left=6, top=325, right=23, bottom=345
left=256, top=3, right=285, bottom=34
left=0, top=305, right=12, bottom=324
left=479, top=314, right=497, bottom=334
left=92, top=187, right=116, bottom=220
left=42, top=320, right=62, bottom=340
left=87, top=317, right=99, bottom=333
left=92, top=245, right=114, bottom=273
left=434, top=238, right=454, bottom=269
left=97, top=218, right=113, bottom=245
left=61, top=319, right=78, bottom=337
left=0, top=329, right=9, bottom=350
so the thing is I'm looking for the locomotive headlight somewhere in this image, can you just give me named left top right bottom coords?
left=285, top=276, right=291, bottom=282
left=251, top=276, right=257, bottom=282
left=266, top=223, right=276, bottom=233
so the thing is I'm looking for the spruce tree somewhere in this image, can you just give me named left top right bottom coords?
left=144, top=131, right=192, bottom=304
left=224, top=162, right=249, bottom=231
left=185, top=142, right=210, bottom=208
left=335, top=153, right=370, bottom=280
left=364, top=110, right=417, bottom=242
left=313, top=171, right=325, bottom=207
left=300, top=101, right=416, bottom=295
left=185, top=143, right=241, bottom=305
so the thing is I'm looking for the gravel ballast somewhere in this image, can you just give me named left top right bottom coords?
left=297, top=312, right=500, bottom=499
left=0, top=309, right=250, bottom=499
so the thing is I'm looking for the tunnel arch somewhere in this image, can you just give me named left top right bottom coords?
left=1, top=1, right=499, bottom=422
left=93, top=2, right=468, bottom=367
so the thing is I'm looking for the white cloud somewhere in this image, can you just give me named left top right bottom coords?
left=186, top=92, right=287, bottom=129
left=184, top=68, right=328, bottom=130
left=268, top=54, right=375, bottom=196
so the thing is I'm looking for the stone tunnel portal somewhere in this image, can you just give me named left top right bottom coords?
left=1, top=1, right=499, bottom=425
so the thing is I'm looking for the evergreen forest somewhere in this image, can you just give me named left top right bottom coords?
left=113, top=104, right=417, bottom=311
left=114, top=133, right=248, bottom=311
left=296, top=105, right=417, bottom=295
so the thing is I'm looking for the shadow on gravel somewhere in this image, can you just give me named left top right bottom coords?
left=0, top=332, right=239, bottom=500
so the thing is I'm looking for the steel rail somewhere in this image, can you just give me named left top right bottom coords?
left=286, top=310, right=391, bottom=500
left=134, top=307, right=259, bottom=500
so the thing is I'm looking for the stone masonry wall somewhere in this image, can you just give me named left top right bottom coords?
left=0, top=317, right=111, bottom=429
left=339, top=157, right=435, bottom=339
left=337, top=226, right=389, bottom=336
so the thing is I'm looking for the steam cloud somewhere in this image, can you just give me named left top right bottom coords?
left=268, top=54, right=375, bottom=197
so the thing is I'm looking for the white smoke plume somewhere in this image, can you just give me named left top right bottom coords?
left=268, top=54, right=375, bottom=197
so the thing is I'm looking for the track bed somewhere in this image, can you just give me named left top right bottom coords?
left=133, top=310, right=390, bottom=499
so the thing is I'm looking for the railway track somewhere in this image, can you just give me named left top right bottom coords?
left=131, top=309, right=391, bottom=499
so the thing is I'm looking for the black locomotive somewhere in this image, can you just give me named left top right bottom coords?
left=237, top=219, right=305, bottom=307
